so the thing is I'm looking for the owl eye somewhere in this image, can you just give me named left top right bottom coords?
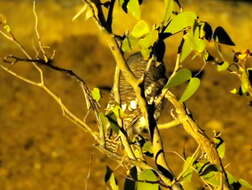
left=144, top=86, right=153, bottom=96
left=121, top=103, right=127, bottom=111
left=129, top=100, right=138, bottom=110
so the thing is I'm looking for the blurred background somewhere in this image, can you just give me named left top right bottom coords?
left=0, top=0, right=251, bottom=189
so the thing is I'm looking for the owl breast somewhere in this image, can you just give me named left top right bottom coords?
left=111, top=52, right=167, bottom=137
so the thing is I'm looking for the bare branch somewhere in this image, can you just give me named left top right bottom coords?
left=158, top=120, right=181, bottom=130
left=0, top=65, right=40, bottom=86
left=164, top=90, right=231, bottom=189
left=0, top=30, right=44, bottom=84
left=33, top=0, right=47, bottom=63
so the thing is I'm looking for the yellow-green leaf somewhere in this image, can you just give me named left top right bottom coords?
left=105, top=167, right=119, bottom=190
left=165, top=68, right=192, bottom=88
left=137, top=170, right=159, bottom=190
left=239, top=178, right=252, bottom=189
left=179, top=77, right=200, bottom=102
left=3, top=25, right=11, bottom=33
left=131, top=20, right=149, bottom=38
left=84, top=7, right=93, bottom=20
left=163, top=0, right=174, bottom=24
left=99, top=112, right=108, bottom=126
left=127, top=0, right=141, bottom=19
left=122, top=35, right=138, bottom=52
left=165, top=12, right=197, bottom=34
left=192, top=26, right=206, bottom=52
left=138, top=30, right=158, bottom=49
left=180, top=36, right=194, bottom=62
left=119, top=0, right=124, bottom=6
left=109, top=173, right=119, bottom=190
left=140, top=48, right=151, bottom=60
left=214, top=137, right=225, bottom=159
left=91, top=88, right=101, bottom=102
left=180, top=29, right=206, bottom=63
left=181, top=156, right=194, bottom=182
left=142, top=141, right=153, bottom=154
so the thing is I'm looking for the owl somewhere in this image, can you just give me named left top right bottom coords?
left=105, top=52, right=167, bottom=150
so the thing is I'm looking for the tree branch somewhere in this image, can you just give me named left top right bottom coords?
left=165, top=90, right=231, bottom=190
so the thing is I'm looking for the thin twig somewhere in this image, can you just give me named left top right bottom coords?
left=166, top=149, right=214, bottom=190
left=164, top=90, right=231, bottom=190
left=158, top=120, right=181, bottom=130
left=0, top=30, right=44, bottom=84
left=0, top=65, right=40, bottom=86
left=85, top=152, right=93, bottom=190
left=33, top=0, right=47, bottom=62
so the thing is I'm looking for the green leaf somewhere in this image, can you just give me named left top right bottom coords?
left=127, top=0, right=141, bottom=19
left=203, top=172, right=220, bottom=187
left=181, top=156, right=194, bottom=182
left=140, top=48, right=151, bottom=60
left=84, top=7, right=93, bottom=20
left=91, top=88, right=101, bottom=101
left=3, top=25, right=11, bottom=33
left=137, top=170, right=159, bottom=190
left=163, top=0, right=174, bottom=24
left=122, top=35, right=139, bottom=52
left=192, top=26, right=206, bottom=53
left=179, top=77, right=200, bottom=102
left=109, top=174, right=119, bottom=190
left=99, top=112, right=109, bottom=128
left=227, top=172, right=238, bottom=185
left=119, top=0, right=124, bottom=6
left=217, top=61, right=229, bottom=72
left=105, top=105, right=123, bottom=134
left=142, top=141, right=153, bottom=154
left=198, top=163, right=220, bottom=187
left=213, top=137, right=225, bottom=159
left=105, top=166, right=119, bottom=190
left=165, top=68, right=192, bottom=88
left=138, top=30, right=158, bottom=49
left=105, top=167, right=119, bottom=190
left=106, top=112, right=120, bottom=134
left=180, top=28, right=206, bottom=63
left=165, top=12, right=197, bottom=34
left=124, top=167, right=137, bottom=190
left=131, top=20, right=150, bottom=38
left=239, top=178, right=252, bottom=189
left=180, top=37, right=194, bottom=62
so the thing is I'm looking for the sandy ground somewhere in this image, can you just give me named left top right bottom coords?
left=0, top=0, right=251, bottom=189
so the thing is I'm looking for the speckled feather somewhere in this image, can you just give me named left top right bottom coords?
left=107, top=53, right=167, bottom=139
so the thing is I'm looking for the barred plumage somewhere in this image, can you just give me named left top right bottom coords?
left=106, top=52, right=167, bottom=150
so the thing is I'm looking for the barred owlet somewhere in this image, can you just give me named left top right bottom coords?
left=106, top=52, right=167, bottom=144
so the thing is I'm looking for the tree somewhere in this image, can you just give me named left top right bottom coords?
left=0, top=0, right=251, bottom=189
